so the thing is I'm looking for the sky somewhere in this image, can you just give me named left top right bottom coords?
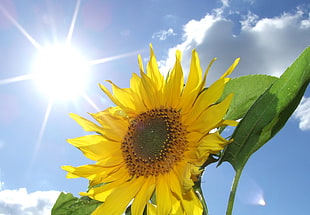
left=0, top=0, right=309, bottom=214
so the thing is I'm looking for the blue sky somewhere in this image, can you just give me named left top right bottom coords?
left=0, top=0, right=309, bottom=214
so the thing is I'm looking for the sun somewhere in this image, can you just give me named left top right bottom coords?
left=32, top=44, right=89, bottom=100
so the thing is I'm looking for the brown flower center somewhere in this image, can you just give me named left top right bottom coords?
left=121, top=107, right=187, bottom=176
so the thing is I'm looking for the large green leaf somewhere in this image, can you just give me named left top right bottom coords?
left=219, top=46, right=310, bottom=171
left=219, top=75, right=278, bottom=121
left=51, top=192, right=101, bottom=215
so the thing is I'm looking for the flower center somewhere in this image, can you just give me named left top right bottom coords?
left=133, top=117, right=168, bottom=160
left=121, top=107, right=187, bottom=176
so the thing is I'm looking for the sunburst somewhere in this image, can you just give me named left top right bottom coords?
left=0, top=0, right=140, bottom=161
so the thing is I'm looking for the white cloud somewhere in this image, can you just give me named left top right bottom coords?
left=240, top=11, right=259, bottom=30
left=152, top=28, right=176, bottom=40
left=220, top=0, right=229, bottom=8
left=159, top=8, right=310, bottom=83
left=0, top=188, right=60, bottom=215
left=293, top=97, right=310, bottom=131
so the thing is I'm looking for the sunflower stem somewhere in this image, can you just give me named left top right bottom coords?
left=226, top=167, right=243, bottom=215
left=194, top=182, right=209, bottom=215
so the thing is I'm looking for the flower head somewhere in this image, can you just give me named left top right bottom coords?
left=63, top=45, right=239, bottom=215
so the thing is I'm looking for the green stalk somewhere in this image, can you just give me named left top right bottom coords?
left=194, top=182, right=209, bottom=215
left=226, top=167, right=243, bottom=215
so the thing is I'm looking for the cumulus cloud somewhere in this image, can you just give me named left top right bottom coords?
left=152, top=28, right=176, bottom=40
left=0, top=188, right=60, bottom=215
left=293, top=97, right=310, bottom=131
left=159, top=8, right=310, bottom=83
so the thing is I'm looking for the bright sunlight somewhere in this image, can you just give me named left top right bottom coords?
left=32, top=44, right=89, bottom=100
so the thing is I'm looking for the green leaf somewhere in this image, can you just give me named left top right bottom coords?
left=219, top=46, right=310, bottom=171
left=219, top=75, right=278, bottom=121
left=51, top=192, right=101, bottom=215
left=222, top=47, right=310, bottom=215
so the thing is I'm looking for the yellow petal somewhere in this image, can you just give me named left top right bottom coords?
left=65, top=158, right=124, bottom=181
left=92, top=177, right=144, bottom=215
left=87, top=172, right=130, bottom=201
left=197, top=132, right=229, bottom=156
left=186, top=49, right=202, bottom=93
left=190, top=132, right=231, bottom=166
left=178, top=50, right=202, bottom=113
left=189, top=93, right=234, bottom=133
left=186, top=131, right=203, bottom=148
left=131, top=73, right=154, bottom=110
left=138, top=54, right=144, bottom=73
left=184, top=146, right=198, bottom=162
left=129, top=73, right=148, bottom=113
left=130, top=72, right=142, bottom=93
left=190, top=165, right=203, bottom=181
left=140, top=71, right=159, bottom=108
left=90, top=109, right=128, bottom=130
left=147, top=44, right=164, bottom=91
left=170, top=193, right=184, bottom=215
left=62, top=164, right=117, bottom=180
left=220, top=58, right=240, bottom=79
left=61, top=166, right=80, bottom=178
left=222, top=119, right=239, bottom=126
left=136, top=46, right=165, bottom=109
left=147, top=203, right=157, bottom=215
left=189, top=77, right=227, bottom=121
left=67, top=135, right=121, bottom=161
left=168, top=171, right=182, bottom=196
left=89, top=164, right=129, bottom=186
left=99, top=83, right=122, bottom=108
left=90, top=111, right=128, bottom=141
left=164, top=50, right=184, bottom=107
left=70, top=113, right=103, bottom=133
left=175, top=162, right=194, bottom=193
left=156, top=174, right=172, bottom=215
left=200, top=58, right=217, bottom=91
left=180, top=57, right=217, bottom=115
left=181, top=189, right=203, bottom=215
left=106, top=80, right=136, bottom=110
left=95, top=152, right=124, bottom=167
left=98, top=84, right=134, bottom=115
left=131, top=176, right=156, bottom=215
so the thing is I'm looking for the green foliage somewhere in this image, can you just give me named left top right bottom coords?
left=220, top=46, right=310, bottom=171
left=51, top=192, right=101, bottom=215
left=219, top=75, right=278, bottom=121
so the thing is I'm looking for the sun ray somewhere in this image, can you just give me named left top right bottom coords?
left=66, top=0, right=81, bottom=45
left=88, top=49, right=145, bottom=65
left=81, top=91, right=101, bottom=112
left=0, top=4, right=41, bottom=50
left=0, top=74, right=33, bottom=85
left=35, top=98, right=54, bottom=156
left=27, top=98, right=54, bottom=175
left=26, top=98, right=53, bottom=177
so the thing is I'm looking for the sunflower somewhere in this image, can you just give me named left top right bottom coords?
left=62, top=45, right=239, bottom=215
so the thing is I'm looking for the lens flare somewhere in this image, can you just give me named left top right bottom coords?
left=258, top=198, right=266, bottom=206
left=238, top=174, right=267, bottom=206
